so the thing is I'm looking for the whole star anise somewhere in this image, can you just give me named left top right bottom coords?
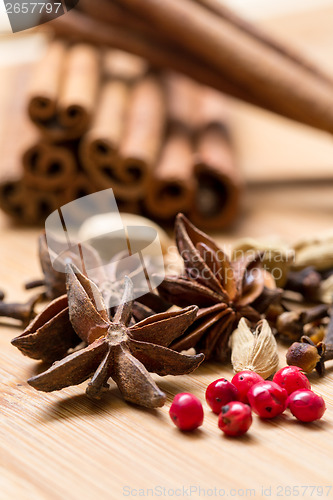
left=28, top=264, right=203, bottom=408
left=158, top=214, right=280, bottom=361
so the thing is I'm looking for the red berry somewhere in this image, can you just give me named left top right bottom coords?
left=218, top=401, right=252, bottom=437
left=288, top=390, right=326, bottom=422
left=231, top=371, right=264, bottom=404
left=205, top=378, right=239, bottom=414
left=169, top=393, right=204, bottom=431
left=248, top=381, right=288, bottom=419
left=273, top=366, right=311, bottom=395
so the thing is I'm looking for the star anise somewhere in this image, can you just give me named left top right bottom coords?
left=11, top=295, right=80, bottom=363
left=28, top=264, right=203, bottom=408
left=158, top=214, right=280, bottom=361
left=25, top=233, right=105, bottom=300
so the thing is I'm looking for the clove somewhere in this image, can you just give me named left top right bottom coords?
left=0, top=294, right=41, bottom=327
left=286, top=310, right=333, bottom=376
left=276, top=304, right=329, bottom=341
left=25, top=279, right=47, bottom=291
left=285, top=267, right=322, bottom=302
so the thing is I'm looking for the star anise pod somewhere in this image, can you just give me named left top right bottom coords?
left=25, top=233, right=105, bottom=300
left=28, top=264, right=203, bottom=408
left=11, top=295, right=80, bottom=363
left=158, top=214, right=280, bottom=361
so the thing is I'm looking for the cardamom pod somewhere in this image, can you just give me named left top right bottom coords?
left=293, top=231, right=333, bottom=271
left=232, top=238, right=293, bottom=287
left=318, top=275, right=333, bottom=304
left=229, top=318, right=279, bottom=379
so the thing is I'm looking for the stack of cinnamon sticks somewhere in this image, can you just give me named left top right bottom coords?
left=2, top=0, right=332, bottom=227
left=0, top=41, right=242, bottom=228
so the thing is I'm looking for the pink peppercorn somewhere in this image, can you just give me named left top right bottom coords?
left=218, top=401, right=252, bottom=437
left=248, top=381, right=288, bottom=419
left=273, top=366, right=311, bottom=395
left=231, top=370, right=264, bottom=404
left=205, top=378, right=239, bottom=414
left=169, top=393, right=204, bottom=431
left=288, top=390, right=326, bottom=422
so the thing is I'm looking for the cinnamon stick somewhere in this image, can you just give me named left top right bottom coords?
left=116, top=0, right=333, bottom=133
left=30, top=41, right=101, bottom=142
left=117, top=73, right=166, bottom=200
left=80, top=50, right=146, bottom=190
left=58, top=43, right=100, bottom=134
left=145, top=74, right=197, bottom=219
left=0, top=179, right=64, bottom=225
left=78, top=0, right=171, bottom=48
left=194, top=0, right=333, bottom=87
left=22, top=141, right=78, bottom=191
left=47, top=10, right=251, bottom=102
left=63, top=173, right=99, bottom=204
left=28, top=40, right=66, bottom=123
left=190, top=87, right=242, bottom=230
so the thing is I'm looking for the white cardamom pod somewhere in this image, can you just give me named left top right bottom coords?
left=232, top=237, right=293, bottom=287
left=229, top=318, right=279, bottom=379
left=293, top=231, right=333, bottom=271
left=318, top=274, right=333, bottom=304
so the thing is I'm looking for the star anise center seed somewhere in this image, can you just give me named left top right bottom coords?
left=107, top=324, right=129, bottom=344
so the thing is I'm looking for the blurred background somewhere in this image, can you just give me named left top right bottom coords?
left=0, top=0, right=333, bottom=236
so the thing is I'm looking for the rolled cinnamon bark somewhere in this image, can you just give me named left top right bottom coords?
left=190, top=88, right=242, bottom=230
left=103, top=49, right=147, bottom=82
left=78, top=0, right=170, bottom=48
left=145, top=74, right=197, bottom=219
left=80, top=80, right=128, bottom=189
left=22, top=141, right=78, bottom=191
left=29, top=41, right=101, bottom=142
left=58, top=43, right=100, bottom=134
left=145, top=124, right=195, bottom=220
left=0, top=179, right=64, bottom=225
left=28, top=40, right=66, bottom=123
left=63, top=173, right=99, bottom=204
left=116, top=0, right=333, bottom=134
left=80, top=50, right=146, bottom=190
left=47, top=10, right=250, bottom=103
left=195, top=0, right=333, bottom=87
left=116, top=73, right=167, bottom=200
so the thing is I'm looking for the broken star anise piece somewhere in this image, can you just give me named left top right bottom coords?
left=28, top=264, right=203, bottom=408
left=158, top=214, right=280, bottom=361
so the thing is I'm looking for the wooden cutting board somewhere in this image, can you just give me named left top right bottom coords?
left=1, top=6, right=333, bottom=500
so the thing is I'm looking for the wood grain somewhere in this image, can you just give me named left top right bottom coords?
left=1, top=184, right=333, bottom=500
left=1, top=7, right=333, bottom=500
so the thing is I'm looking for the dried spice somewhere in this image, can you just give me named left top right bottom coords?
left=229, top=318, right=279, bottom=379
left=158, top=214, right=280, bottom=360
left=276, top=304, right=329, bottom=341
left=293, top=231, right=333, bottom=271
left=286, top=311, right=333, bottom=376
left=284, top=267, right=322, bottom=302
left=11, top=295, right=79, bottom=363
left=318, top=274, right=333, bottom=304
left=0, top=293, right=41, bottom=327
left=232, top=238, right=293, bottom=287
left=28, top=264, right=204, bottom=408
left=25, top=233, right=105, bottom=300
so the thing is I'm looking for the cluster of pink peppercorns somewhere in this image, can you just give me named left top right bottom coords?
left=169, top=366, right=326, bottom=436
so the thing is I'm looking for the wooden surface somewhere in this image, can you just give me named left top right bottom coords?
left=1, top=7, right=333, bottom=500
left=1, top=190, right=333, bottom=500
